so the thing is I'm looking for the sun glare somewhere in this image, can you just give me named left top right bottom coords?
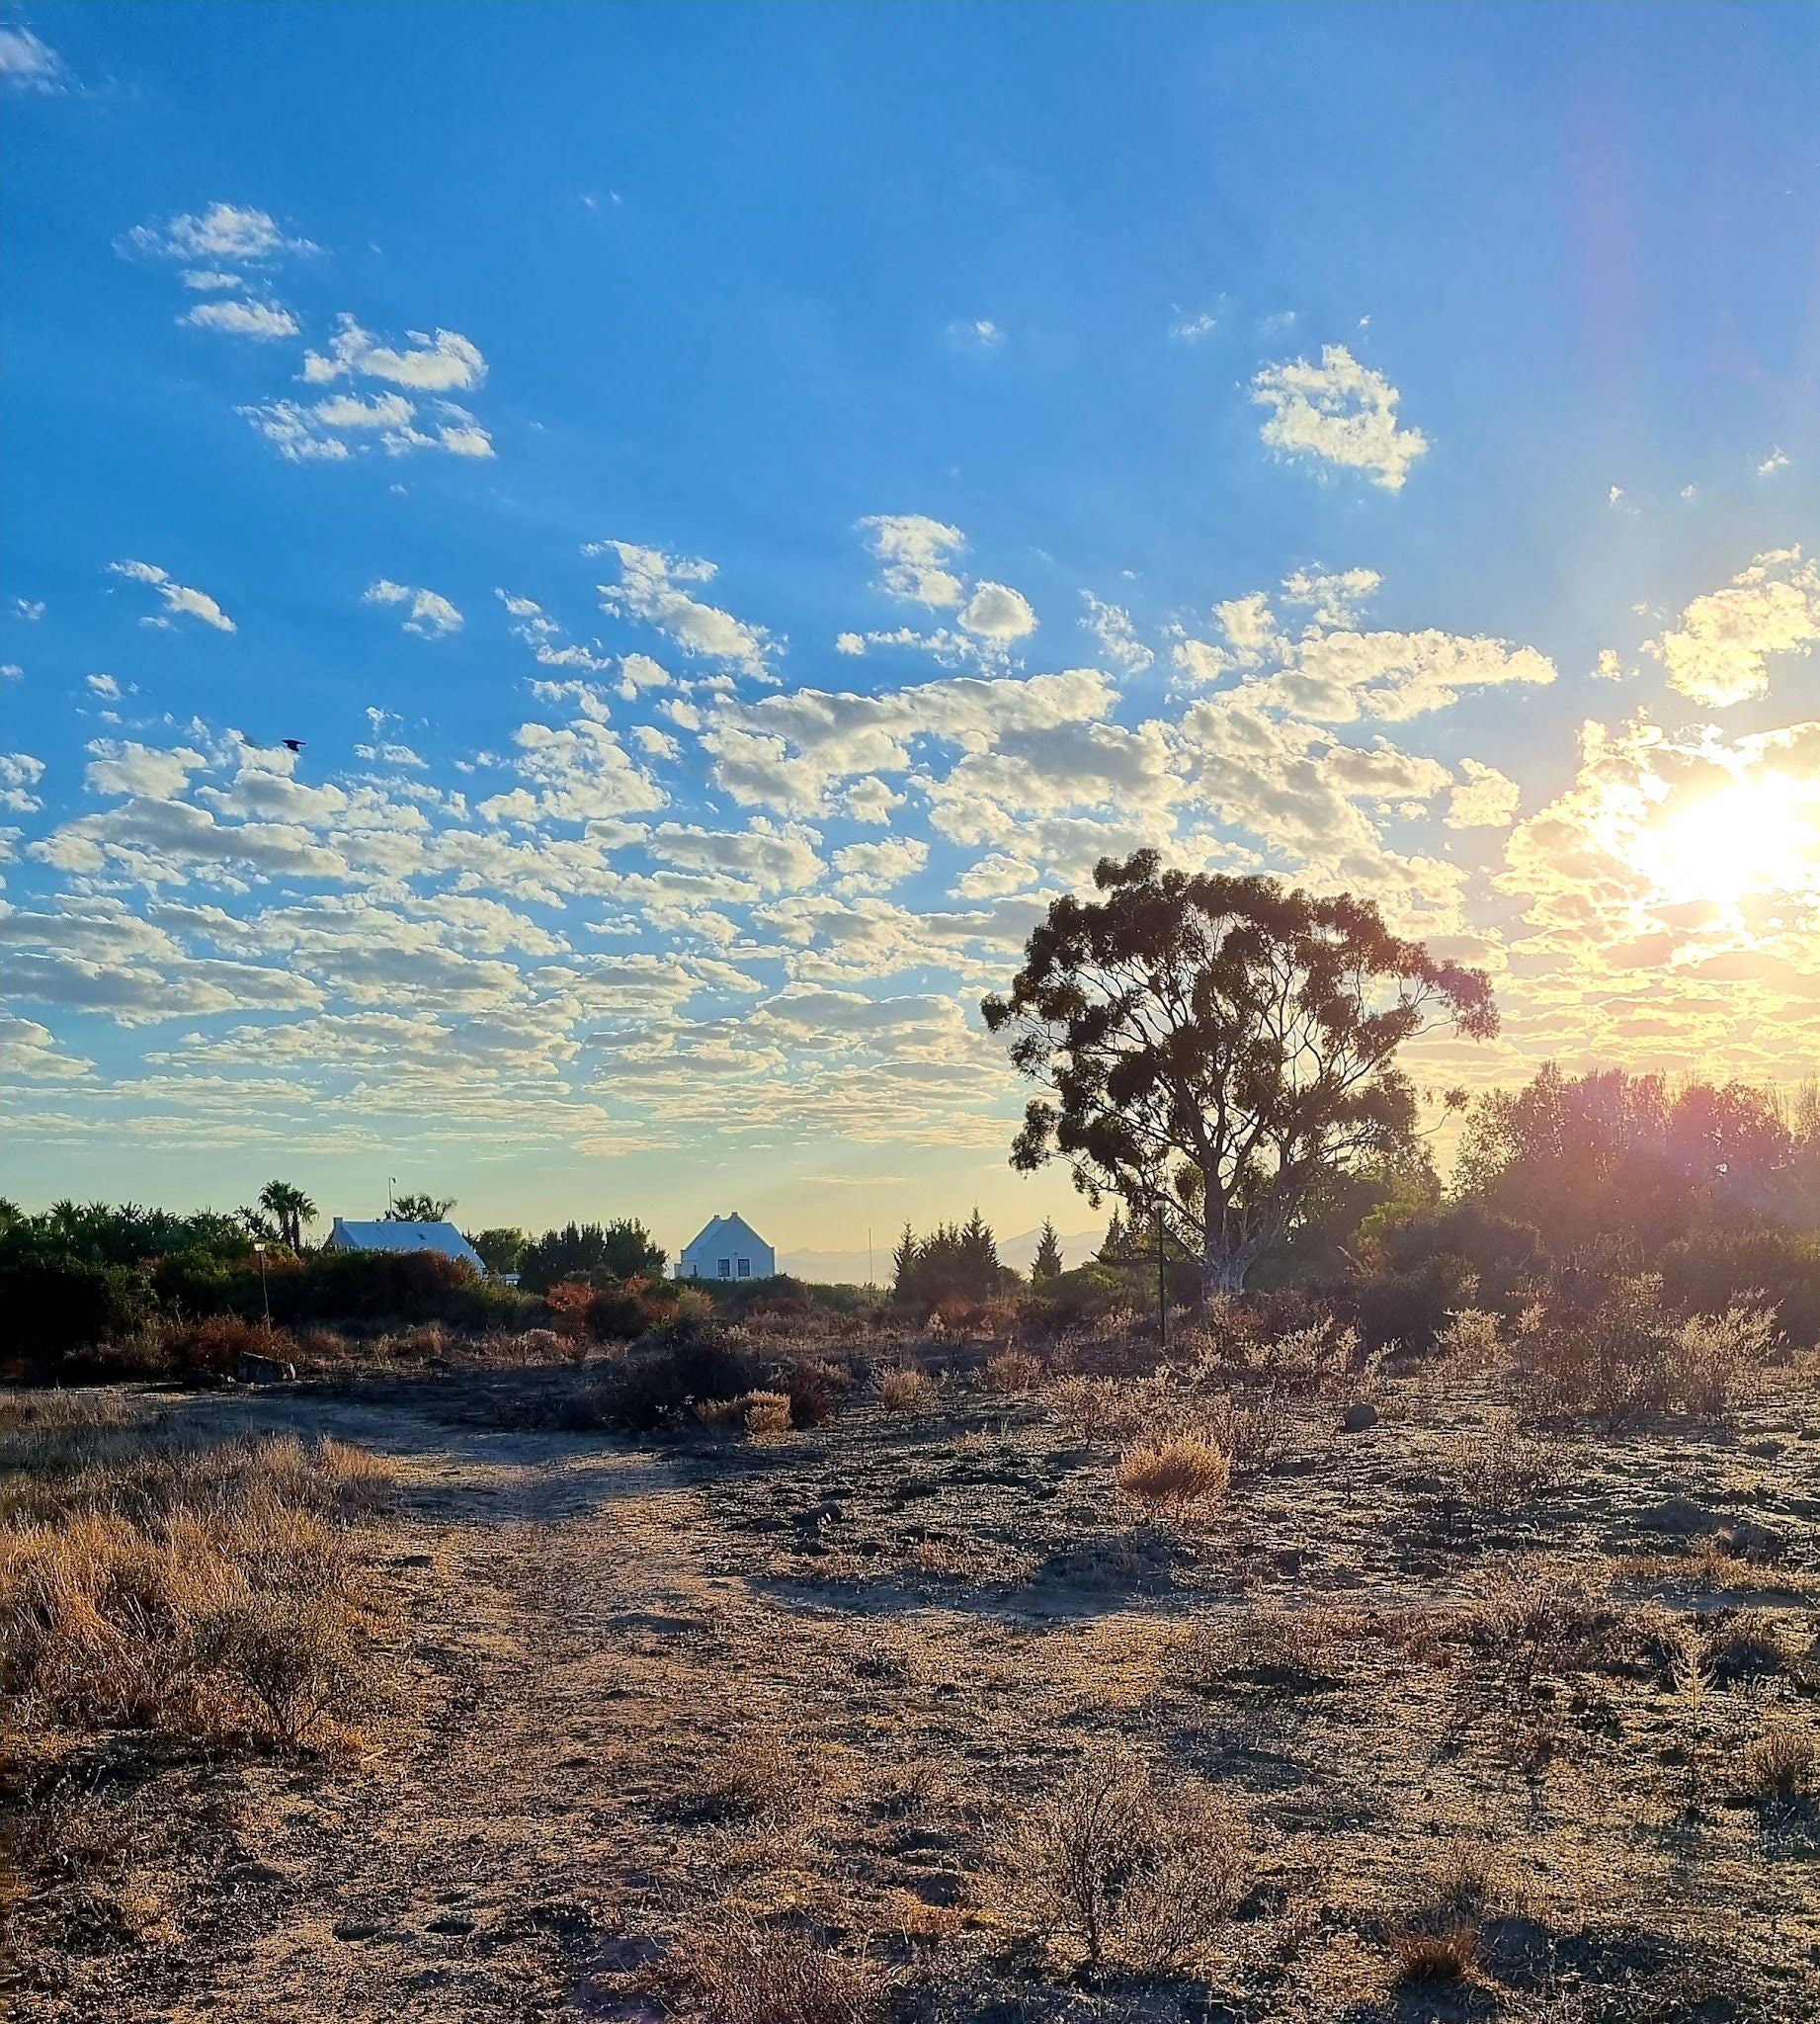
left=1629, top=772, right=1819, bottom=908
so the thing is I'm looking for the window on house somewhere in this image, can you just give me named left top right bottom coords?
left=717, top=1257, right=731, bottom=1279
left=738, top=1257, right=750, bottom=1277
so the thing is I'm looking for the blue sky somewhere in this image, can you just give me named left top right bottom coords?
left=3, top=3, right=1818, bottom=1256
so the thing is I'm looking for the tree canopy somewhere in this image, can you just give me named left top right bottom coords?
left=517, top=1219, right=667, bottom=1294
left=982, top=851, right=1497, bottom=1293
left=256, top=1179, right=317, bottom=1251
left=386, top=1193, right=456, bottom=1223
left=892, top=1211, right=1009, bottom=1308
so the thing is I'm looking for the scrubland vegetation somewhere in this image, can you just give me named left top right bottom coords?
left=4, top=1243, right=1817, bottom=2020
left=7, top=864, right=1820, bottom=2016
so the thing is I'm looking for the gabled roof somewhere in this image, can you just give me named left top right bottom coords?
left=681, top=1211, right=771, bottom=1254
left=329, top=1217, right=484, bottom=1271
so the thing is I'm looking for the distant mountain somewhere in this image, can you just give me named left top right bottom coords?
left=779, top=1224, right=1105, bottom=1287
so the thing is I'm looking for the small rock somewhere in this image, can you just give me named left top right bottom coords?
left=1717, top=1519, right=1787, bottom=1562
left=333, top=1921, right=382, bottom=1943
left=1340, top=1402, right=1378, bottom=1433
left=238, top=1350, right=296, bottom=1385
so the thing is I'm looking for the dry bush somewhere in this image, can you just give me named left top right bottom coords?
left=1116, top=1431, right=1231, bottom=1512
left=1445, top=1558, right=1633, bottom=1771
left=1200, top=1388, right=1292, bottom=1476
left=658, top=1914, right=889, bottom=2024
left=737, top=1389, right=793, bottom=1438
left=685, top=1723, right=824, bottom=1824
left=877, top=1366, right=937, bottom=1415
left=1261, top=1317, right=1372, bottom=1397
left=1740, top=1720, right=1815, bottom=1809
left=983, top=1350, right=1045, bottom=1394
left=1435, top=1307, right=1502, bottom=1368
left=986, top=1745, right=1250, bottom=1973
left=1666, top=1306, right=1777, bottom=1420
left=1179, top=1601, right=1347, bottom=1688
left=1043, top=1374, right=1128, bottom=1446
left=1392, top=1922, right=1479, bottom=1983
left=0, top=1414, right=389, bottom=1749
left=1516, top=1279, right=1777, bottom=1431
left=1443, top=1410, right=1560, bottom=1513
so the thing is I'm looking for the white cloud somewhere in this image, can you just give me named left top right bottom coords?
left=0, top=26, right=67, bottom=92
left=1079, top=592, right=1152, bottom=674
left=1170, top=309, right=1220, bottom=341
left=859, top=515, right=966, bottom=608
left=590, top=541, right=773, bottom=676
left=958, top=581, right=1036, bottom=641
left=1447, top=757, right=1522, bottom=829
left=241, top=392, right=492, bottom=463
left=110, top=559, right=235, bottom=632
left=86, top=739, right=207, bottom=800
left=124, top=202, right=313, bottom=264
left=13, top=598, right=44, bottom=622
left=181, top=270, right=244, bottom=292
left=1757, top=448, right=1790, bottom=478
left=1282, top=566, right=1381, bottom=629
left=302, top=314, right=487, bottom=392
left=182, top=298, right=299, bottom=339
left=832, top=836, right=929, bottom=894
left=365, top=579, right=464, bottom=638
left=480, top=717, right=667, bottom=827
left=86, top=673, right=121, bottom=699
left=0, top=752, right=45, bottom=813
left=950, top=319, right=1004, bottom=347
left=1250, top=344, right=1428, bottom=491
left=954, top=852, right=1038, bottom=898
left=1645, top=548, right=1820, bottom=708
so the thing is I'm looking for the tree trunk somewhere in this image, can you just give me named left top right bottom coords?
left=1201, top=1203, right=1250, bottom=1298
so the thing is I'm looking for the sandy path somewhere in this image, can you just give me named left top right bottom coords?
left=154, top=1392, right=745, bottom=2023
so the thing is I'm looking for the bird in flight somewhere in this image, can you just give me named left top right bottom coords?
left=282, top=738, right=305, bottom=753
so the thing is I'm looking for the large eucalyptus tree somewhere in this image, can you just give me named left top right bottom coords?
left=982, top=851, right=1497, bottom=1295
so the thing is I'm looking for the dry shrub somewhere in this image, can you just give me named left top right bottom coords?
left=0, top=1415, right=389, bottom=1748
left=686, top=1723, right=824, bottom=1823
left=1392, top=1922, right=1479, bottom=1983
left=1740, top=1721, right=1815, bottom=1809
left=1435, top=1307, right=1502, bottom=1367
left=1180, top=1602, right=1346, bottom=1688
left=659, top=1913, right=889, bottom=2024
left=1443, top=1410, right=1559, bottom=1513
left=1043, top=1374, right=1128, bottom=1446
left=1200, top=1388, right=1292, bottom=1476
left=1666, top=1306, right=1776, bottom=1420
left=877, top=1366, right=937, bottom=1415
left=986, top=1745, right=1250, bottom=1973
left=983, top=1350, right=1044, bottom=1394
left=1116, top=1431, right=1231, bottom=1512
left=1445, top=1558, right=1629, bottom=1771
left=1260, top=1317, right=1372, bottom=1397
left=737, top=1389, right=793, bottom=1438
left=1517, top=1277, right=1776, bottom=1430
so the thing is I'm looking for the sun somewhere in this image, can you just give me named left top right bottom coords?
left=1628, top=771, right=1820, bottom=908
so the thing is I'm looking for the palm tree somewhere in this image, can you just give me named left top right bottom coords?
left=258, top=1179, right=317, bottom=1251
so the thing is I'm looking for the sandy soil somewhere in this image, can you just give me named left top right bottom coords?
left=13, top=1368, right=1820, bottom=2023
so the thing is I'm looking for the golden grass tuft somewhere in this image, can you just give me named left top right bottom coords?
left=1116, top=1431, right=1231, bottom=1511
left=877, top=1366, right=938, bottom=1415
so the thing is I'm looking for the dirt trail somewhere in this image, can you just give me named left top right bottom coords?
left=158, top=1392, right=748, bottom=2023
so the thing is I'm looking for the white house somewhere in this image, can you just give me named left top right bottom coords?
left=677, top=1212, right=776, bottom=1283
left=326, top=1217, right=486, bottom=1273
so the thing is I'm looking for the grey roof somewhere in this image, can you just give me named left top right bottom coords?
left=328, top=1218, right=484, bottom=1271
left=681, top=1212, right=771, bottom=1254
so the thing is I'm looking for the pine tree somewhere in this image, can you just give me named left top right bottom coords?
left=1032, top=1217, right=1064, bottom=1281
left=890, top=1222, right=919, bottom=1301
